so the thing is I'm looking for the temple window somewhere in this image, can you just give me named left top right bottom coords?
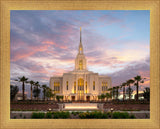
left=54, top=82, right=60, bottom=93
left=74, top=81, right=76, bottom=93
left=66, top=81, right=68, bottom=90
left=102, top=82, right=107, bottom=93
left=93, top=81, right=95, bottom=90
left=79, top=60, right=83, bottom=70
left=86, top=81, right=87, bottom=93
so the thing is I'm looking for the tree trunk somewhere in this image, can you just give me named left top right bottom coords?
left=22, top=82, right=25, bottom=101
left=129, top=85, right=131, bottom=101
left=37, top=86, right=38, bottom=100
left=136, top=81, right=139, bottom=101
left=43, top=90, right=46, bottom=101
left=116, top=88, right=118, bottom=100
left=31, top=84, right=32, bottom=100
left=123, top=86, right=125, bottom=101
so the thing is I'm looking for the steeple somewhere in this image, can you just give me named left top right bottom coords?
left=80, top=27, right=82, bottom=43
left=79, top=27, right=83, bottom=54
left=75, top=27, right=87, bottom=71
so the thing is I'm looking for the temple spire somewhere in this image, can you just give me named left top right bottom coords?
left=79, top=27, right=83, bottom=54
left=80, top=27, right=82, bottom=43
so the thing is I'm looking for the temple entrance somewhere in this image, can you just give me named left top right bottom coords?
left=71, top=96, right=75, bottom=101
left=77, top=78, right=84, bottom=101
left=86, top=96, right=90, bottom=101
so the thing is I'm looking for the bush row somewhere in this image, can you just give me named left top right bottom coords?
left=31, top=111, right=136, bottom=119
left=79, top=111, right=136, bottom=119
left=79, top=111, right=109, bottom=119
left=31, top=111, right=70, bottom=119
left=112, top=112, right=136, bottom=119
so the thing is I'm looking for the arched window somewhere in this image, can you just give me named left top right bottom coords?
left=93, top=81, right=95, bottom=90
left=66, top=81, right=68, bottom=90
left=86, top=81, right=87, bottom=93
left=54, top=82, right=60, bottom=93
left=79, top=60, right=83, bottom=70
left=74, top=81, right=76, bottom=93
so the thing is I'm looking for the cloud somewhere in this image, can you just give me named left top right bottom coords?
left=98, top=14, right=123, bottom=25
left=10, top=10, right=150, bottom=97
left=108, top=56, right=150, bottom=87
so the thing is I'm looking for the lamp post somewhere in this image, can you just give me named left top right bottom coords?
left=110, top=108, right=114, bottom=118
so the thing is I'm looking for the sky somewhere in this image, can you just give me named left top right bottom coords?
left=10, top=10, right=150, bottom=97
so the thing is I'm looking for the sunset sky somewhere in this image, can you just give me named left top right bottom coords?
left=10, top=10, right=150, bottom=96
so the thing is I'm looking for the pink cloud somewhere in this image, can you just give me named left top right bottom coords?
left=42, top=41, right=56, bottom=45
left=42, top=40, right=68, bottom=49
left=11, top=42, right=49, bottom=62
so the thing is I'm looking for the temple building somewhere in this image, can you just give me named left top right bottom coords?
left=50, top=28, right=112, bottom=101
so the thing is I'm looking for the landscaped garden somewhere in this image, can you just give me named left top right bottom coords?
left=10, top=75, right=150, bottom=119
left=11, top=111, right=138, bottom=119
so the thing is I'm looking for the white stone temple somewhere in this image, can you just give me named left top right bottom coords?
left=50, top=28, right=112, bottom=101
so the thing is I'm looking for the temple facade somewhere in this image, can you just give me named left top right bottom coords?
left=50, top=28, right=112, bottom=101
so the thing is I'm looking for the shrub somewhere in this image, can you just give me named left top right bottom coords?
left=130, top=114, right=136, bottom=119
left=79, top=111, right=108, bottom=119
left=106, top=112, right=112, bottom=118
left=23, top=115, right=26, bottom=119
left=13, top=116, right=16, bottom=119
left=52, top=111, right=70, bottom=119
left=46, top=112, right=52, bottom=119
left=72, top=112, right=77, bottom=116
left=102, top=113, right=108, bottom=119
left=121, top=112, right=130, bottom=119
left=31, top=112, right=45, bottom=119
left=53, top=113, right=59, bottom=119
left=112, top=112, right=131, bottom=119
left=112, top=112, right=121, bottom=119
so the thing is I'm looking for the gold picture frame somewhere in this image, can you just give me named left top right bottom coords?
left=0, top=0, right=159, bottom=128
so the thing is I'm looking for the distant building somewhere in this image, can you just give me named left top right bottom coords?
left=50, top=28, right=112, bottom=101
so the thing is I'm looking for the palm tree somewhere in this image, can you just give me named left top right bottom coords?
left=106, top=92, right=112, bottom=101
left=126, top=87, right=133, bottom=99
left=134, top=75, right=145, bottom=101
left=33, top=87, right=41, bottom=100
left=98, top=95, right=102, bottom=101
left=107, top=88, right=113, bottom=100
left=112, top=87, right=116, bottom=100
left=10, top=85, right=19, bottom=101
left=101, top=94, right=106, bottom=101
left=29, top=80, right=34, bottom=100
left=121, top=82, right=126, bottom=101
left=115, top=86, right=120, bottom=100
left=41, top=84, right=47, bottom=101
left=45, top=87, right=54, bottom=100
left=126, top=79, right=134, bottom=100
left=15, top=76, right=28, bottom=101
left=143, top=87, right=150, bottom=101
left=34, top=81, right=40, bottom=100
